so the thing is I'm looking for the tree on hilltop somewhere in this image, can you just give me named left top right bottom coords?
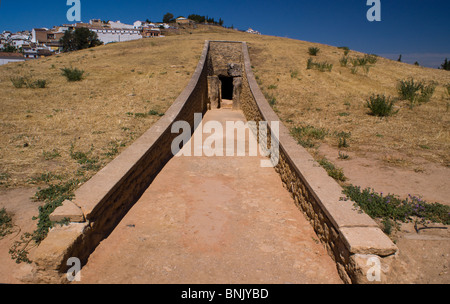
left=441, top=58, right=450, bottom=71
left=60, top=27, right=103, bottom=52
left=163, top=13, right=174, bottom=23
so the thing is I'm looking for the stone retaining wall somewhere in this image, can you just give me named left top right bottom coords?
left=239, top=42, right=398, bottom=284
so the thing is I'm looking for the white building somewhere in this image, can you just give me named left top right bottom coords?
left=9, top=34, right=31, bottom=48
left=91, top=27, right=142, bottom=44
left=109, top=21, right=134, bottom=29
left=246, top=28, right=261, bottom=35
left=133, top=21, right=143, bottom=29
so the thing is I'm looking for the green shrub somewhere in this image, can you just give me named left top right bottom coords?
left=338, top=46, right=350, bottom=56
left=350, top=54, right=377, bottom=67
left=417, top=83, right=436, bottom=103
left=338, top=151, right=349, bottom=160
left=0, top=208, right=13, bottom=238
left=291, top=125, right=327, bottom=148
left=338, top=137, right=349, bottom=148
left=148, top=109, right=164, bottom=117
left=10, top=76, right=26, bottom=88
left=342, top=185, right=450, bottom=226
left=0, top=172, right=10, bottom=186
left=364, top=54, right=378, bottom=64
left=336, top=131, right=351, bottom=148
left=10, top=77, right=47, bottom=89
left=308, top=47, right=320, bottom=56
left=307, top=58, right=333, bottom=72
left=9, top=178, right=80, bottom=263
left=398, top=78, right=421, bottom=101
left=339, top=56, right=348, bottom=67
left=32, top=79, right=47, bottom=88
left=70, top=144, right=100, bottom=171
left=61, top=67, right=85, bottom=82
left=397, top=78, right=436, bottom=108
left=366, top=94, right=398, bottom=117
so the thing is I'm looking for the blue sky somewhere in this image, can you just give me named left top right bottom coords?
left=1, top=0, right=449, bottom=68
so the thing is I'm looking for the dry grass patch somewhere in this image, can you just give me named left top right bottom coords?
left=0, top=35, right=206, bottom=188
left=1, top=24, right=449, bottom=189
left=246, top=37, right=450, bottom=168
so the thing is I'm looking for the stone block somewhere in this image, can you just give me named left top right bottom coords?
left=340, top=227, right=398, bottom=257
left=49, top=200, right=85, bottom=223
left=30, top=223, right=88, bottom=272
left=228, top=63, right=242, bottom=77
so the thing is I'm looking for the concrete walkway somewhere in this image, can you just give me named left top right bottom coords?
left=77, top=109, right=342, bottom=284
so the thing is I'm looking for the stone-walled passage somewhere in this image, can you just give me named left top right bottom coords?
left=26, top=41, right=397, bottom=284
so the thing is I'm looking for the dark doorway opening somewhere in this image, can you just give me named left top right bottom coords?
left=219, top=76, right=233, bottom=100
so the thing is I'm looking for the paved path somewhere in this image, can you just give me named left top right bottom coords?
left=78, top=109, right=342, bottom=284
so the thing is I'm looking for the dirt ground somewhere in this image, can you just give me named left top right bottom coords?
left=318, top=143, right=450, bottom=283
left=0, top=187, right=41, bottom=284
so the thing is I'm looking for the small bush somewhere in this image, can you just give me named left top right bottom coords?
left=0, top=208, right=13, bottom=238
left=364, top=54, right=378, bottom=64
left=336, top=131, right=351, bottom=148
left=148, top=109, right=164, bottom=117
left=338, top=137, right=349, bottom=148
left=342, top=185, right=450, bottom=226
left=32, top=79, right=47, bottom=88
left=0, top=172, right=10, bottom=186
left=291, top=125, right=328, bottom=148
left=10, top=77, right=47, bottom=89
left=70, top=144, right=100, bottom=171
left=10, top=76, right=26, bottom=88
left=366, top=94, right=398, bottom=117
left=307, top=58, right=333, bottom=72
left=339, top=56, right=348, bottom=67
left=418, top=83, right=436, bottom=104
left=338, top=151, right=349, bottom=160
left=308, top=47, right=320, bottom=56
left=61, top=67, right=85, bottom=82
left=338, top=46, right=350, bottom=56
left=397, top=78, right=436, bottom=108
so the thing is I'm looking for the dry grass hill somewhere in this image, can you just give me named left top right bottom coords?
left=1, top=24, right=449, bottom=283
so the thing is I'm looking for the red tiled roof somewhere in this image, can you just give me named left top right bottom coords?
left=0, top=52, right=25, bottom=59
